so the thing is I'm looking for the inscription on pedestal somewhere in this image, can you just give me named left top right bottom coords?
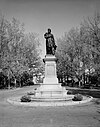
left=47, top=64, right=55, bottom=76
left=43, top=55, right=58, bottom=83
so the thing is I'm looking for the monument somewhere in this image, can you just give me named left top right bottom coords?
left=43, top=28, right=58, bottom=84
left=7, top=29, right=93, bottom=106
left=31, top=29, right=68, bottom=100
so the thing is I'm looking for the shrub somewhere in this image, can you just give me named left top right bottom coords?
left=26, top=80, right=34, bottom=86
left=67, top=90, right=73, bottom=95
left=72, top=94, right=83, bottom=101
left=20, top=95, right=31, bottom=102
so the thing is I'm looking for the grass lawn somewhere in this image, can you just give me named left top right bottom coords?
left=66, top=87, right=100, bottom=98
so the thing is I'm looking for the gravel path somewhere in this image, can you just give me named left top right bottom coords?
left=0, top=86, right=100, bottom=127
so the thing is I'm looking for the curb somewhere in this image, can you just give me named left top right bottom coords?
left=7, top=96, right=93, bottom=107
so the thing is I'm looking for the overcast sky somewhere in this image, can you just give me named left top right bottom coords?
left=0, top=0, right=100, bottom=56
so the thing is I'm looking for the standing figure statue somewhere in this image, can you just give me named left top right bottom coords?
left=44, top=28, right=57, bottom=55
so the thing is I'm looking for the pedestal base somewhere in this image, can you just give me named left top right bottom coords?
left=33, top=83, right=67, bottom=99
left=32, top=55, right=68, bottom=101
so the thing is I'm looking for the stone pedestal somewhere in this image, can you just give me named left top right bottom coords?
left=43, top=55, right=58, bottom=84
left=34, top=55, right=67, bottom=99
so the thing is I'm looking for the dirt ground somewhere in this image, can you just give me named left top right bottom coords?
left=0, top=86, right=100, bottom=127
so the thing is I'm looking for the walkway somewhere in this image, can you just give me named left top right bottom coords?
left=0, top=86, right=100, bottom=127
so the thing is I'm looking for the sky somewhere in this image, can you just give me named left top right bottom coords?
left=0, top=0, right=100, bottom=57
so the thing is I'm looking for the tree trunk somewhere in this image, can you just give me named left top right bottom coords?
left=14, top=78, right=17, bottom=88
left=8, top=71, right=10, bottom=89
left=8, top=79, right=10, bottom=89
left=79, top=80, right=81, bottom=87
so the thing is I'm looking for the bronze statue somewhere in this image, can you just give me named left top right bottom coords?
left=44, top=29, right=57, bottom=55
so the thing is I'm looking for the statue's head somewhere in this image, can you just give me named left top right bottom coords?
left=48, top=28, right=51, bottom=33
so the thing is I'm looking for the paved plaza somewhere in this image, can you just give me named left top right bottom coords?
left=0, top=86, right=100, bottom=127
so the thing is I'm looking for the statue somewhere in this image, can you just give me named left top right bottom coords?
left=44, top=28, right=57, bottom=55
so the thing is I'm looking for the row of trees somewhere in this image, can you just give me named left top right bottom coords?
left=56, top=13, right=100, bottom=87
left=1, top=12, right=100, bottom=89
left=0, top=15, right=43, bottom=89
